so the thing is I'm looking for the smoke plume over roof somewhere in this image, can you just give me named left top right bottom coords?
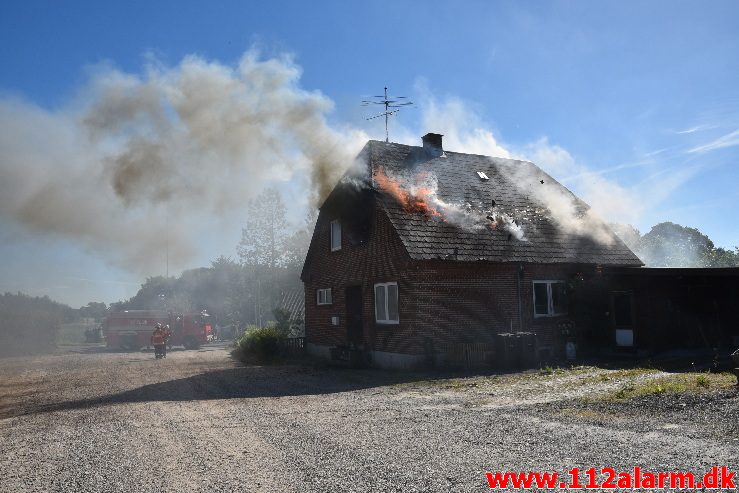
left=0, top=50, right=366, bottom=274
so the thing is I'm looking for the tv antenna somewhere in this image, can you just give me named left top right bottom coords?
left=362, top=86, right=413, bottom=142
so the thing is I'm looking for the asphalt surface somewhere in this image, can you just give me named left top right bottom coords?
left=0, top=344, right=737, bottom=492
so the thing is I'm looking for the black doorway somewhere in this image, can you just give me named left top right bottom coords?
left=612, top=291, right=634, bottom=347
left=346, top=286, right=364, bottom=346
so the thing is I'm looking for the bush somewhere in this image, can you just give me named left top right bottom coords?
left=272, top=307, right=304, bottom=338
left=695, top=374, right=710, bottom=388
left=236, top=325, right=286, bottom=362
left=272, top=308, right=292, bottom=335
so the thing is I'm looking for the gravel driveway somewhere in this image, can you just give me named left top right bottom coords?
left=1, top=344, right=737, bottom=492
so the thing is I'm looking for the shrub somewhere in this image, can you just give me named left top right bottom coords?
left=272, top=307, right=304, bottom=337
left=695, top=374, right=710, bottom=388
left=236, top=325, right=286, bottom=362
left=272, top=308, right=292, bottom=336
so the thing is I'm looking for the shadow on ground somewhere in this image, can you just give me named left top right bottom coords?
left=1, top=362, right=461, bottom=419
left=5, top=345, right=733, bottom=420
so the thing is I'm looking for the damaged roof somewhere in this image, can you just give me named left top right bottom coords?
left=356, top=140, right=643, bottom=266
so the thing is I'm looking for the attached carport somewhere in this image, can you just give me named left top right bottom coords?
left=607, top=267, right=739, bottom=353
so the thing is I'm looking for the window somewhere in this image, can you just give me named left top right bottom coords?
left=330, top=220, right=341, bottom=251
left=374, top=282, right=399, bottom=324
left=316, top=288, right=332, bottom=305
left=533, top=281, right=567, bottom=317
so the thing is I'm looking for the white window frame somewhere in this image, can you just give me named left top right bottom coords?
left=374, top=281, right=399, bottom=325
left=316, top=288, right=332, bottom=306
left=330, top=220, right=341, bottom=251
left=533, top=280, right=567, bottom=317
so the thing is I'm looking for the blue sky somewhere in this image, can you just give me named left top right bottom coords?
left=1, top=1, right=738, bottom=307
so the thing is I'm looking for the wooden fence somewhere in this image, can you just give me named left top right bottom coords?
left=279, top=336, right=306, bottom=355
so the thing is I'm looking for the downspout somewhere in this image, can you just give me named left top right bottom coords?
left=517, top=263, right=524, bottom=332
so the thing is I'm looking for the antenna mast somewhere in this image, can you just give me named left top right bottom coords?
left=362, top=86, right=413, bottom=142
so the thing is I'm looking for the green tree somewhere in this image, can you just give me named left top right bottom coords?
left=706, top=246, right=739, bottom=267
left=283, top=208, right=318, bottom=271
left=110, top=188, right=315, bottom=329
left=635, top=221, right=739, bottom=267
left=208, top=256, right=245, bottom=325
left=78, top=301, right=108, bottom=320
left=0, top=292, right=74, bottom=356
left=236, top=188, right=294, bottom=326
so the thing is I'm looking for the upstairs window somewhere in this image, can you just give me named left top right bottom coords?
left=374, top=282, right=399, bottom=324
left=533, top=281, right=567, bottom=317
left=317, top=288, right=332, bottom=305
left=330, top=220, right=341, bottom=251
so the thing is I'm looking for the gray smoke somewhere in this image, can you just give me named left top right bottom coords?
left=500, top=159, right=618, bottom=245
left=0, top=50, right=366, bottom=273
left=401, top=96, right=630, bottom=245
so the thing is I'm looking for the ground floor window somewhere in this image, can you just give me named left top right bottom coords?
left=533, top=280, right=567, bottom=317
left=316, top=288, right=332, bottom=305
left=374, top=282, right=399, bottom=324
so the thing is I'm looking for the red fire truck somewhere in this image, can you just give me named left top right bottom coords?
left=104, top=310, right=213, bottom=350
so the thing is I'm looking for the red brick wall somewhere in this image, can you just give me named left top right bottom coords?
left=394, top=262, right=584, bottom=355
left=304, top=198, right=593, bottom=356
left=519, top=263, right=588, bottom=349
left=303, top=197, right=412, bottom=349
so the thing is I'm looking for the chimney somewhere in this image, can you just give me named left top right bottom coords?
left=422, top=133, right=443, bottom=154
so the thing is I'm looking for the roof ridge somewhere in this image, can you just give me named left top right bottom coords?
left=367, top=139, right=530, bottom=164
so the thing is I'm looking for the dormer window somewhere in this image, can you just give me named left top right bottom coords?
left=330, top=220, right=342, bottom=251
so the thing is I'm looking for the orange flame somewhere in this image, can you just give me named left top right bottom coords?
left=374, top=167, right=441, bottom=217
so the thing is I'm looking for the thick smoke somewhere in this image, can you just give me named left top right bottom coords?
left=398, top=95, right=634, bottom=245
left=517, top=138, right=641, bottom=244
left=0, top=50, right=366, bottom=273
left=497, top=158, right=619, bottom=245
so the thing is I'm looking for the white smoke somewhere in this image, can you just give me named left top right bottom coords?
left=0, top=50, right=367, bottom=274
left=409, top=90, right=511, bottom=158
left=377, top=167, right=527, bottom=241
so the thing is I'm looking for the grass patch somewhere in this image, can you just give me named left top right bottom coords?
left=539, top=366, right=555, bottom=376
left=394, top=366, right=598, bottom=393
left=604, top=372, right=735, bottom=401
left=695, top=374, right=711, bottom=388
left=588, top=367, right=659, bottom=384
left=559, top=367, right=661, bottom=389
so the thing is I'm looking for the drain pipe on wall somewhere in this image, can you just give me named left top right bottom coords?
left=517, top=263, right=524, bottom=331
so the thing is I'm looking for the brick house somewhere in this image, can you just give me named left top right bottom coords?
left=301, top=133, right=643, bottom=368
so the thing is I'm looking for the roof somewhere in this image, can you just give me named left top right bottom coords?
left=350, top=140, right=643, bottom=266
left=279, top=288, right=305, bottom=321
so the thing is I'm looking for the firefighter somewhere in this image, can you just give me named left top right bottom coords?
left=151, top=324, right=165, bottom=359
left=161, top=324, right=172, bottom=358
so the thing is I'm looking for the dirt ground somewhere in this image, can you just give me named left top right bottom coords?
left=0, top=344, right=737, bottom=492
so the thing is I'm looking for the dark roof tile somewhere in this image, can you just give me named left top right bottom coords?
left=362, top=140, right=642, bottom=266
